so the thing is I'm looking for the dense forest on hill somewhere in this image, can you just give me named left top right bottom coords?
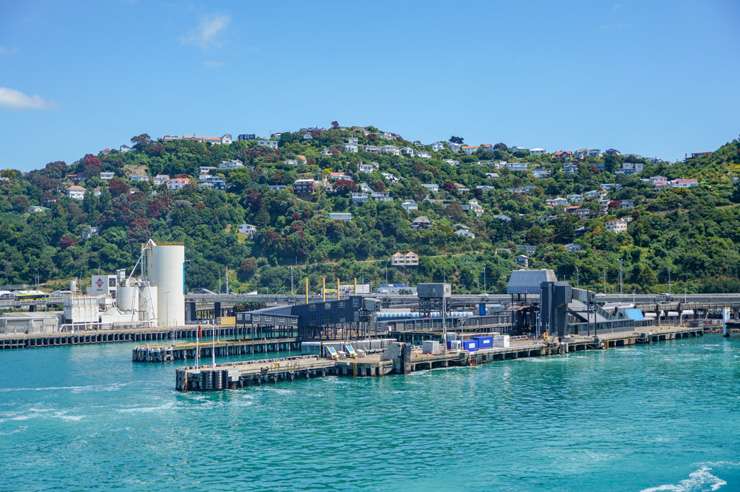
left=0, top=126, right=738, bottom=294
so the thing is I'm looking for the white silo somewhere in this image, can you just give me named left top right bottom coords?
left=139, top=284, right=158, bottom=323
left=151, top=244, right=185, bottom=327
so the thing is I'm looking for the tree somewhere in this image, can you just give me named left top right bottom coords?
left=131, top=133, right=152, bottom=149
left=330, top=121, right=340, bottom=129
left=449, top=136, right=464, bottom=144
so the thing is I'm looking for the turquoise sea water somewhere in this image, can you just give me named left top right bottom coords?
left=0, top=336, right=738, bottom=491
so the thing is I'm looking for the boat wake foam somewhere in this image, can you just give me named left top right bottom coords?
left=641, top=466, right=727, bottom=492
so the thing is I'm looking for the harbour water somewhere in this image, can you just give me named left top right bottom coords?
left=0, top=336, right=738, bottom=491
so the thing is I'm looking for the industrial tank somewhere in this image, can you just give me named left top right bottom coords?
left=116, top=286, right=139, bottom=313
left=151, top=244, right=185, bottom=327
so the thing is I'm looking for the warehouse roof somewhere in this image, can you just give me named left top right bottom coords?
left=506, top=269, right=557, bottom=294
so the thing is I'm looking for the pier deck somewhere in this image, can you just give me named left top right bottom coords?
left=175, top=325, right=704, bottom=392
left=132, top=337, right=300, bottom=362
left=0, top=325, right=255, bottom=350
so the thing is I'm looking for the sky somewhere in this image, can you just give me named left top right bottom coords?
left=1, top=0, right=739, bottom=171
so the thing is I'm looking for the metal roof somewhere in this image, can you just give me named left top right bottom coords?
left=506, top=269, right=557, bottom=294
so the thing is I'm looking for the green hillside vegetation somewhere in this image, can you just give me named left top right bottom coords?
left=1, top=126, right=738, bottom=294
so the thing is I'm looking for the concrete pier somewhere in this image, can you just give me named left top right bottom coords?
left=132, top=337, right=300, bottom=362
left=175, top=325, right=704, bottom=392
left=0, top=325, right=254, bottom=350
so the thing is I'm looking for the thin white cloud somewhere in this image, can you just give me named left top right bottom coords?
left=0, top=87, right=53, bottom=110
left=181, top=14, right=230, bottom=49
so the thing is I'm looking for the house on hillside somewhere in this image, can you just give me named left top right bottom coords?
left=463, top=199, right=484, bottom=217
left=411, top=216, right=432, bottom=230
left=257, top=139, right=278, bottom=150
left=358, top=162, right=379, bottom=174
left=238, top=223, right=257, bottom=238
left=167, top=176, right=191, bottom=190
left=344, top=143, right=359, bottom=153
left=238, top=134, right=257, bottom=141
left=621, top=162, right=644, bottom=175
left=422, top=183, right=439, bottom=193
left=401, top=200, right=418, bottom=213
left=530, top=147, right=546, bottom=156
left=328, top=212, right=352, bottom=222
left=351, top=192, right=369, bottom=204
left=454, top=226, right=475, bottom=239
left=507, top=162, right=529, bottom=172
left=293, top=178, right=319, bottom=195
left=219, top=159, right=244, bottom=170
left=381, top=172, right=399, bottom=183
left=153, top=174, right=170, bottom=187
left=431, top=142, right=446, bottom=151
left=391, top=251, right=419, bottom=266
left=67, top=185, right=86, bottom=200
left=100, top=171, right=115, bottom=181
left=670, top=178, right=698, bottom=188
left=605, top=218, right=628, bottom=233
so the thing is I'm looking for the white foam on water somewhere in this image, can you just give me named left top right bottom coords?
left=641, top=466, right=727, bottom=492
left=116, top=401, right=176, bottom=414
left=0, top=382, right=128, bottom=394
left=261, top=388, right=295, bottom=395
left=0, top=425, right=27, bottom=435
left=0, top=407, right=84, bottom=423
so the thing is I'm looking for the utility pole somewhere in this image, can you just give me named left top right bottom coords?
left=618, top=259, right=623, bottom=295
left=575, top=265, right=580, bottom=287
left=482, top=266, right=487, bottom=293
left=290, top=266, right=294, bottom=297
left=602, top=268, right=607, bottom=294
left=668, top=267, right=672, bottom=293
left=225, top=269, right=229, bottom=295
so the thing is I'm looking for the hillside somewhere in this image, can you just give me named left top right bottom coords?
left=1, top=126, right=738, bottom=294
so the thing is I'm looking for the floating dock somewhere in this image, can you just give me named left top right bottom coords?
left=132, top=337, right=300, bottom=362
left=175, top=325, right=704, bottom=392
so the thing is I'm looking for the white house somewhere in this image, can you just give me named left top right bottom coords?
left=67, top=185, right=86, bottom=200
left=328, top=212, right=352, bottom=222
left=391, top=251, right=419, bottom=267
left=546, top=197, right=569, bottom=207
left=238, top=223, right=257, bottom=237
left=507, top=162, right=529, bottom=172
left=100, top=171, right=115, bottom=181
left=670, top=178, right=698, bottom=188
left=257, top=139, right=279, bottom=150
left=351, top=192, right=369, bottom=204
left=344, top=143, right=359, bottom=153
left=454, top=227, right=476, bottom=239
left=431, top=142, right=446, bottom=152
left=422, top=183, right=439, bottom=193
left=381, top=172, right=399, bottom=183
left=153, top=174, right=170, bottom=187
left=358, top=162, right=379, bottom=173
left=605, top=218, right=628, bottom=233
left=401, top=200, right=418, bottom=213
left=219, top=159, right=244, bottom=170
left=463, top=199, right=484, bottom=217
left=381, top=145, right=401, bottom=156
left=530, top=147, right=546, bottom=156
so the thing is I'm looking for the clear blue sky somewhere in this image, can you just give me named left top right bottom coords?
left=1, top=0, right=739, bottom=170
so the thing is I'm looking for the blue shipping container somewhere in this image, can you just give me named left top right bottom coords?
left=462, top=339, right=478, bottom=352
left=478, top=303, right=487, bottom=316
left=475, top=336, right=493, bottom=348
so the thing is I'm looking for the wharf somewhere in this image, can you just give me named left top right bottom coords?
left=0, top=325, right=253, bottom=350
left=175, top=325, right=704, bottom=392
left=132, top=337, right=300, bottom=362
